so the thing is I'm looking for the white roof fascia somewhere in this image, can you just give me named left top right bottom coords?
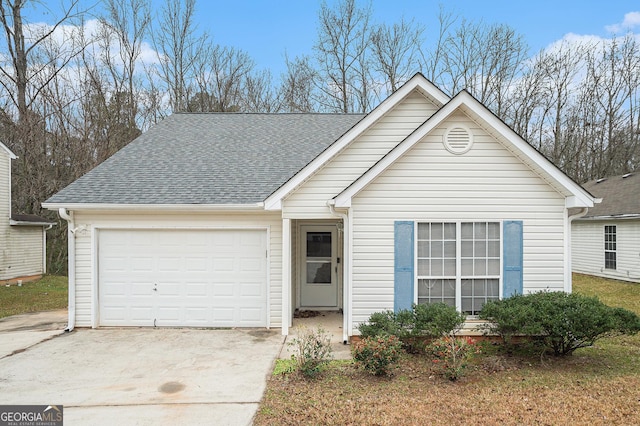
left=263, top=73, right=450, bottom=211
left=576, top=214, right=640, bottom=221
left=335, top=91, right=596, bottom=208
left=41, top=202, right=265, bottom=212
left=0, top=141, right=17, bottom=159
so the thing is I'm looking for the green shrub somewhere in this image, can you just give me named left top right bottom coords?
left=357, top=310, right=399, bottom=338
left=477, top=294, right=535, bottom=344
left=430, top=336, right=481, bottom=381
left=412, top=303, right=467, bottom=338
left=352, top=335, right=403, bottom=376
left=289, top=327, right=333, bottom=378
left=358, top=303, right=466, bottom=352
left=478, top=291, right=640, bottom=356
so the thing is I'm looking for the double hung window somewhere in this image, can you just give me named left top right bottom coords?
left=417, top=222, right=501, bottom=315
left=604, top=225, right=617, bottom=270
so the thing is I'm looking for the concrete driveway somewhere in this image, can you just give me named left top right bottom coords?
left=0, top=312, right=285, bottom=425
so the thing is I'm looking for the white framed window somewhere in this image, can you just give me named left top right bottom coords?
left=416, top=221, right=501, bottom=315
left=604, top=225, right=617, bottom=270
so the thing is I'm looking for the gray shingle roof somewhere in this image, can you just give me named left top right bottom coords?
left=581, top=172, right=640, bottom=217
left=46, top=113, right=364, bottom=205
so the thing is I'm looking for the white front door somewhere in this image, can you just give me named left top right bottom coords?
left=299, top=225, right=338, bottom=308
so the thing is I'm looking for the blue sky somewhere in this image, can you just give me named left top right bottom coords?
left=24, top=0, right=640, bottom=75
left=185, top=0, right=640, bottom=73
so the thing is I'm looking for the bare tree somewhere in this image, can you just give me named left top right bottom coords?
left=190, top=43, right=254, bottom=112
left=151, top=0, right=205, bottom=113
left=242, top=69, right=280, bottom=112
left=421, top=6, right=457, bottom=88
left=438, top=19, right=528, bottom=116
left=314, top=0, right=371, bottom=113
left=370, top=17, right=424, bottom=93
left=279, top=54, right=318, bottom=112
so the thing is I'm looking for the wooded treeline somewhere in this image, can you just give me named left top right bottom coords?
left=1, top=0, right=639, bottom=273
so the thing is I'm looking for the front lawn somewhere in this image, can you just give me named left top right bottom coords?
left=255, top=274, right=640, bottom=425
left=0, top=275, right=68, bottom=318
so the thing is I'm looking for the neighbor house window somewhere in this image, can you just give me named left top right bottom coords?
left=604, top=225, right=617, bottom=270
left=417, top=222, right=501, bottom=315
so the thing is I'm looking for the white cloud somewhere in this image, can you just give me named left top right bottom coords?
left=605, top=11, right=640, bottom=34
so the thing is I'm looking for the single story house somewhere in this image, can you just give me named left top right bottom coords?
left=1, top=142, right=55, bottom=283
left=43, top=74, right=596, bottom=340
left=572, top=172, right=640, bottom=282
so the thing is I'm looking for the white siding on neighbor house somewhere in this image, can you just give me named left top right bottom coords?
left=0, top=149, right=11, bottom=279
left=283, top=91, right=439, bottom=218
left=72, top=211, right=282, bottom=328
left=572, top=220, right=640, bottom=283
left=0, top=147, right=46, bottom=281
left=3, top=227, right=44, bottom=279
left=349, top=111, right=567, bottom=328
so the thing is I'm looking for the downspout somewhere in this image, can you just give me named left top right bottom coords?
left=327, top=200, right=350, bottom=344
left=58, top=208, right=75, bottom=332
left=42, top=223, right=54, bottom=274
left=566, top=207, right=589, bottom=293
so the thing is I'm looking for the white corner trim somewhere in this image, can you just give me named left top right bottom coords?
left=335, top=91, right=596, bottom=208
left=264, top=74, right=450, bottom=211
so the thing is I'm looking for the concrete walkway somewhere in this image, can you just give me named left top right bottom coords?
left=280, top=311, right=352, bottom=360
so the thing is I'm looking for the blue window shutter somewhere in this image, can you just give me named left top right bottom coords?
left=503, top=220, right=523, bottom=297
left=394, top=221, right=414, bottom=312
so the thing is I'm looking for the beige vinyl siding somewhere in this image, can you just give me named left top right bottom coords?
left=72, top=211, right=282, bottom=328
left=0, top=150, right=10, bottom=279
left=283, top=91, right=439, bottom=218
left=349, top=111, right=567, bottom=327
left=2, top=227, right=44, bottom=279
left=1, top=149, right=46, bottom=281
left=572, top=220, right=640, bottom=283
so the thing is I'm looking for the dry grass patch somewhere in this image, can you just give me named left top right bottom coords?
left=257, top=354, right=640, bottom=425
left=0, top=275, right=67, bottom=318
left=256, top=274, right=640, bottom=425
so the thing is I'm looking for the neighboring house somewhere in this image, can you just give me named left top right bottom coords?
left=572, top=173, right=640, bottom=283
left=0, top=142, right=54, bottom=283
left=43, top=74, right=596, bottom=339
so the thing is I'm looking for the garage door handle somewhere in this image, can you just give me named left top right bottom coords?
left=153, top=284, right=157, bottom=292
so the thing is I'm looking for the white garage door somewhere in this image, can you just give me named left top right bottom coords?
left=98, top=229, right=267, bottom=327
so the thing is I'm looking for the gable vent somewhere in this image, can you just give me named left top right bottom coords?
left=444, top=126, right=473, bottom=155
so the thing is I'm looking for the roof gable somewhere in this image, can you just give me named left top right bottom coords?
left=334, top=90, right=596, bottom=209
left=264, top=73, right=449, bottom=210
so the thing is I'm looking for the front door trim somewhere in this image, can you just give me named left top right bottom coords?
left=297, top=223, right=341, bottom=309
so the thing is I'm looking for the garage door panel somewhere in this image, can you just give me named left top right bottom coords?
left=186, top=282, right=208, bottom=297
left=239, top=308, right=263, bottom=323
left=240, top=282, right=264, bottom=297
left=213, top=257, right=235, bottom=272
left=158, top=258, right=182, bottom=272
left=213, top=308, right=235, bottom=323
left=186, top=257, right=208, bottom=271
left=213, top=283, right=235, bottom=297
left=99, top=229, right=267, bottom=327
